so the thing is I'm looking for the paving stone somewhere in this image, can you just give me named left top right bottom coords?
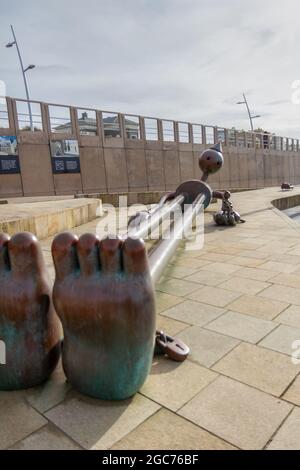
left=184, top=270, right=229, bottom=286
left=179, top=376, right=292, bottom=450
left=187, top=286, right=241, bottom=308
left=206, top=246, right=242, bottom=255
left=141, top=357, right=217, bottom=411
left=258, top=261, right=298, bottom=274
left=163, top=265, right=199, bottom=279
left=268, top=273, right=300, bottom=289
left=112, top=409, right=236, bottom=450
left=270, top=254, right=300, bottom=265
left=236, top=250, right=270, bottom=260
left=275, top=305, right=300, bottom=328
left=202, top=262, right=242, bottom=275
left=161, top=300, right=225, bottom=327
left=198, top=252, right=234, bottom=262
left=171, top=258, right=212, bottom=269
left=259, top=324, right=300, bottom=356
left=46, top=392, right=160, bottom=450
left=26, top=361, right=70, bottom=413
left=213, top=343, right=300, bottom=396
left=156, top=315, right=189, bottom=335
left=206, top=311, right=276, bottom=344
left=157, top=278, right=200, bottom=297
left=218, top=277, right=270, bottom=295
left=178, top=326, right=239, bottom=367
left=283, top=375, right=300, bottom=406
left=267, top=408, right=300, bottom=450
left=226, top=294, right=288, bottom=320
left=259, top=284, right=300, bottom=306
left=0, top=391, right=48, bottom=449
left=10, top=424, right=81, bottom=450
left=227, top=256, right=265, bottom=268
left=233, top=267, right=276, bottom=282
left=155, top=292, right=183, bottom=313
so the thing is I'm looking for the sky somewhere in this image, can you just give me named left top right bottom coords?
left=1, top=0, right=300, bottom=137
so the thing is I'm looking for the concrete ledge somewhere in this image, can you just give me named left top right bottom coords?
left=271, top=192, right=300, bottom=211
left=75, top=191, right=166, bottom=206
left=0, top=198, right=102, bottom=239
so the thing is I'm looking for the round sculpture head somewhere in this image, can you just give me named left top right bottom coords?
left=199, top=142, right=224, bottom=177
left=224, top=190, right=231, bottom=199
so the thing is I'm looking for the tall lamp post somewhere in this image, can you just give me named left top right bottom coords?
left=6, top=25, right=36, bottom=131
left=236, top=92, right=260, bottom=132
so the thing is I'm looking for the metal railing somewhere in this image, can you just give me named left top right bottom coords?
left=0, top=95, right=299, bottom=152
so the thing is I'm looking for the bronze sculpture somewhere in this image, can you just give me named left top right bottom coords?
left=281, top=182, right=294, bottom=190
left=213, top=190, right=246, bottom=226
left=51, top=232, right=156, bottom=400
left=0, top=232, right=61, bottom=390
left=0, top=143, right=238, bottom=399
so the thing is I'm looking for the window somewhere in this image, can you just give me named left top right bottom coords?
left=246, top=133, right=254, bottom=148
left=262, top=134, right=269, bottom=149
left=178, top=122, right=189, bottom=143
left=205, top=126, right=215, bottom=144
left=192, top=124, right=202, bottom=144
left=162, top=120, right=175, bottom=141
left=102, top=112, right=121, bottom=139
left=16, top=100, right=43, bottom=131
left=0, top=97, right=9, bottom=128
left=217, top=128, right=226, bottom=143
left=144, top=118, right=158, bottom=140
left=77, top=108, right=97, bottom=135
left=49, top=105, right=72, bottom=134
left=124, top=115, right=140, bottom=140
left=237, top=132, right=245, bottom=147
left=282, top=138, right=288, bottom=151
left=274, top=136, right=282, bottom=150
left=255, top=134, right=262, bottom=149
left=228, top=129, right=236, bottom=146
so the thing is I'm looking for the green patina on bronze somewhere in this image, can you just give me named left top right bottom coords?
left=52, top=232, right=156, bottom=400
left=0, top=232, right=61, bottom=390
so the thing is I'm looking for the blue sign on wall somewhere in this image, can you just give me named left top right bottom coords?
left=0, top=136, right=20, bottom=174
left=50, top=139, right=81, bottom=174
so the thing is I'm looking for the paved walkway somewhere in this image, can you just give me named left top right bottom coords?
left=2, top=187, right=300, bottom=450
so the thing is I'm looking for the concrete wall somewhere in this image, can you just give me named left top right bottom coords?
left=0, top=97, right=299, bottom=198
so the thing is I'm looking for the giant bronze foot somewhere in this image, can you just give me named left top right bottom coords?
left=52, top=233, right=156, bottom=400
left=0, top=232, right=61, bottom=390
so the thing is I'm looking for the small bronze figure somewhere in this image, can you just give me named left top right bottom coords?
left=213, top=190, right=245, bottom=226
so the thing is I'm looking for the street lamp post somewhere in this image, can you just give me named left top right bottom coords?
left=236, top=92, right=260, bottom=132
left=6, top=25, right=35, bottom=131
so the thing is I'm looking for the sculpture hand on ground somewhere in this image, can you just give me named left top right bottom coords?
left=0, top=232, right=61, bottom=390
left=213, top=190, right=246, bottom=226
left=52, top=232, right=156, bottom=400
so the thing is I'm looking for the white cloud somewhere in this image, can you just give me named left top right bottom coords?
left=1, top=0, right=300, bottom=137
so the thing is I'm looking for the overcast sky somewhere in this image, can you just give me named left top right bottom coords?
left=1, top=0, right=300, bottom=137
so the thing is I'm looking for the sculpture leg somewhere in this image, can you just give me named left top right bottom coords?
left=52, top=233, right=156, bottom=400
left=0, top=232, right=61, bottom=390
